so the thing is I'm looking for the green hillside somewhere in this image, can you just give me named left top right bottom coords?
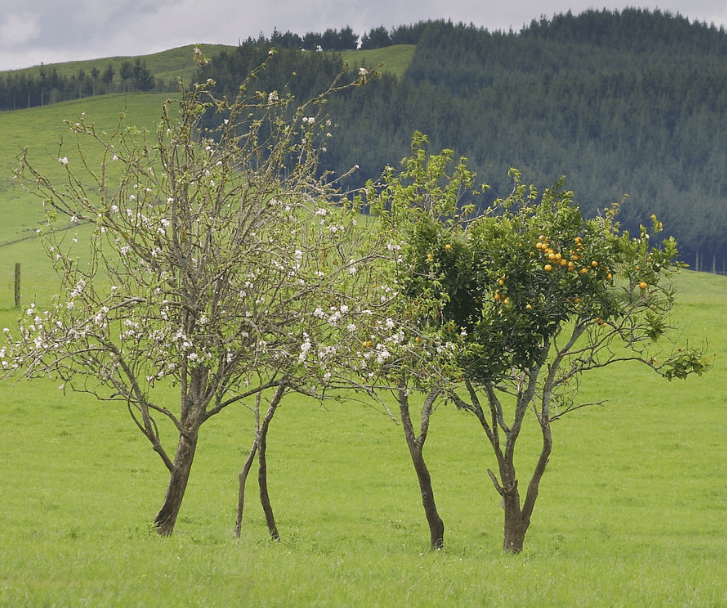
left=2, top=44, right=234, bottom=88
left=0, top=93, right=169, bottom=246
left=340, top=44, right=416, bottom=77
left=4, top=10, right=727, bottom=270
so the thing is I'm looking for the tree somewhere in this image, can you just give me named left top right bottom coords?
left=373, top=134, right=708, bottom=553
left=102, top=64, right=115, bottom=92
left=6, top=49, right=377, bottom=536
left=119, top=60, right=133, bottom=92
left=270, top=28, right=303, bottom=49
left=90, top=67, right=100, bottom=96
left=337, top=26, right=359, bottom=50
left=302, top=32, right=323, bottom=51
left=132, top=58, right=156, bottom=92
left=366, top=133, right=481, bottom=549
left=361, top=26, right=392, bottom=50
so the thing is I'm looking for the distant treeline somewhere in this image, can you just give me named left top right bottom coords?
left=243, top=22, right=430, bottom=51
left=0, top=59, right=158, bottom=110
left=199, top=9, right=727, bottom=269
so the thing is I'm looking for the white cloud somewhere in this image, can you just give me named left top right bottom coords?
left=0, top=12, right=42, bottom=47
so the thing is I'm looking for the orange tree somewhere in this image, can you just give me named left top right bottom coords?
left=374, top=136, right=708, bottom=553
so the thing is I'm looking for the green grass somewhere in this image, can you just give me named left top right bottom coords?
left=0, top=42, right=417, bottom=244
left=0, top=70, right=724, bottom=605
left=1, top=44, right=234, bottom=88
left=340, top=44, right=416, bottom=77
left=0, top=265, right=725, bottom=606
left=0, top=93, right=170, bottom=248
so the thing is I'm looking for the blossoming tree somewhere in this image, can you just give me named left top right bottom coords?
left=5, top=50, right=382, bottom=536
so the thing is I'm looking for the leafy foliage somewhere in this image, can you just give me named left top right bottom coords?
left=368, top=132, right=708, bottom=553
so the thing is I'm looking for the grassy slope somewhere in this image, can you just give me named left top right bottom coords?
left=340, top=44, right=416, bottom=77
left=1, top=44, right=234, bottom=88
left=0, top=93, right=169, bottom=249
left=1, top=43, right=414, bottom=84
left=0, top=268, right=725, bottom=606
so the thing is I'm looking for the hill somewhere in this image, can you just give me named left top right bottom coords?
left=0, top=44, right=234, bottom=91
left=0, top=93, right=170, bottom=247
left=3, top=10, right=727, bottom=271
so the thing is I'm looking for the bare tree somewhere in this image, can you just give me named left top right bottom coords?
left=5, top=49, right=379, bottom=536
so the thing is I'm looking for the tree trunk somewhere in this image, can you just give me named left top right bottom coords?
left=399, top=387, right=444, bottom=550
left=502, top=495, right=528, bottom=553
left=154, top=430, right=199, bottom=536
left=410, top=450, right=445, bottom=549
left=258, top=426, right=279, bottom=540
left=234, top=440, right=258, bottom=538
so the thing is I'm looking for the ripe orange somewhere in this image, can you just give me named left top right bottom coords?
left=639, top=281, right=648, bottom=289
left=544, top=264, right=553, bottom=272
left=591, top=260, right=599, bottom=267
left=445, top=244, right=452, bottom=250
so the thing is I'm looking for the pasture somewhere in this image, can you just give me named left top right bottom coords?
left=0, top=234, right=725, bottom=606
left=1, top=90, right=726, bottom=607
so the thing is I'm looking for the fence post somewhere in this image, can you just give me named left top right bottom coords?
left=15, top=263, right=20, bottom=308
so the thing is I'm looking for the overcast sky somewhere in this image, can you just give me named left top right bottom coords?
left=2, top=0, right=727, bottom=72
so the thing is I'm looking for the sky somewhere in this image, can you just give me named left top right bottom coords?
left=2, top=0, right=727, bottom=72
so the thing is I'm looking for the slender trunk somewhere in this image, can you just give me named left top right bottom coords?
left=409, top=449, right=444, bottom=549
left=256, top=384, right=287, bottom=541
left=154, top=430, right=199, bottom=536
left=234, top=440, right=258, bottom=538
left=258, top=425, right=279, bottom=540
left=399, top=388, right=444, bottom=550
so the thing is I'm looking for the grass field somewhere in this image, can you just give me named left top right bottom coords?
left=0, top=71, right=725, bottom=605
left=0, top=242, right=725, bottom=606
